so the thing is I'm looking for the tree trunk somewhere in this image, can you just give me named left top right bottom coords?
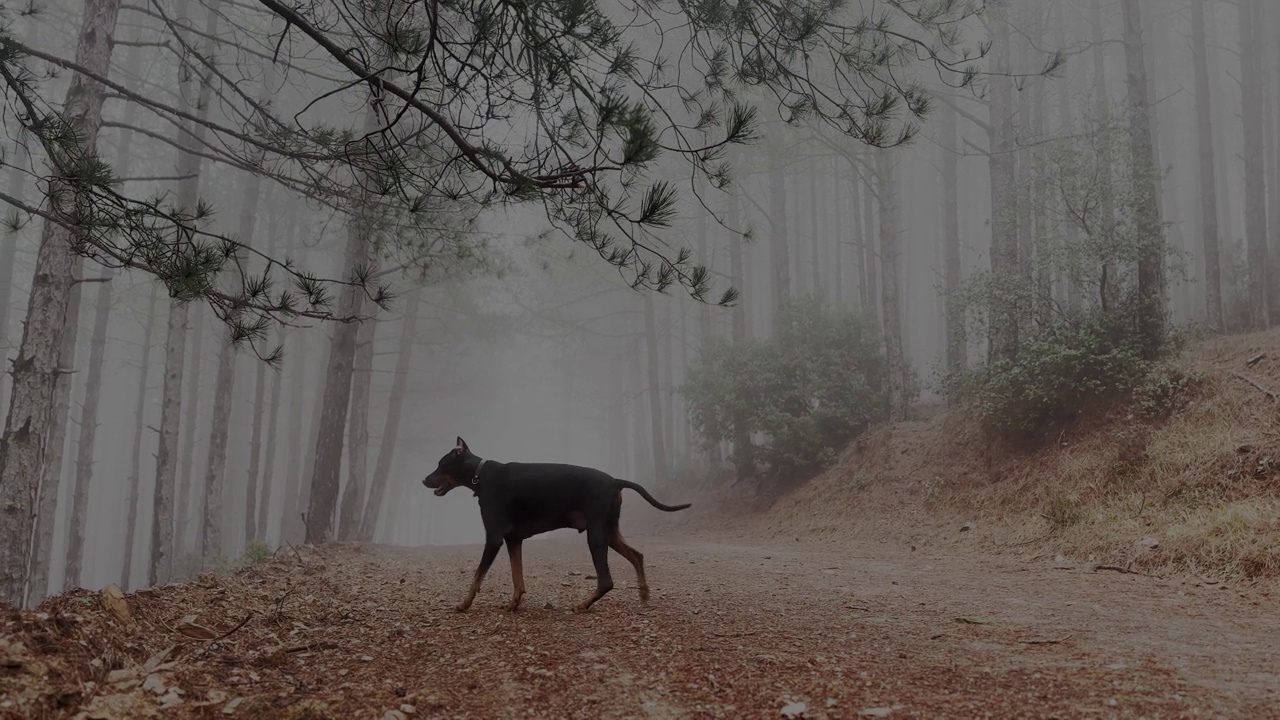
left=938, top=101, right=966, bottom=375
left=64, top=42, right=142, bottom=589
left=255, top=328, right=285, bottom=543
left=695, top=210, right=713, bottom=349
left=642, top=294, right=669, bottom=484
left=25, top=262, right=82, bottom=605
left=359, top=288, right=420, bottom=542
left=61, top=270, right=112, bottom=590
left=849, top=166, right=867, bottom=312
left=1190, top=0, right=1224, bottom=330
left=861, top=170, right=880, bottom=322
left=728, top=190, right=748, bottom=342
left=1121, top=0, right=1166, bottom=356
left=986, top=0, right=1018, bottom=363
left=1237, top=0, right=1270, bottom=326
left=280, top=319, right=311, bottom=545
left=174, top=306, right=204, bottom=555
left=200, top=336, right=237, bottom=564
left=121, top=284, right=159, bottom=589
left=152, top=0, right=219, bottom=584
left=0, top=164, right=24, bottom=416
left=809, top=160, right=821, bottom=296
left=768, top=141, right=791, bottom=333
left=150, top=301, right=187, bottom=587
left=304, top=214, right=371, bottom=544
left=338, top=311, right=378, bottom=541
left=876, top=151, right=906, bottom=421
left=0, top=0, right=120, bottom=607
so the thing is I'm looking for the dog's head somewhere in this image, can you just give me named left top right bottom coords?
left=423, top=436, right=476, bottom=497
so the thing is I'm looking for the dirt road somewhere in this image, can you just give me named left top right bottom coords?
left=8, top=536, right=1280, bottom=718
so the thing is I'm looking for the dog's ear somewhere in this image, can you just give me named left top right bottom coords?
left=455, top=436, right=469, bottom=454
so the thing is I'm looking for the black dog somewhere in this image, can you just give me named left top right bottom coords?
left=423, top=437, right=691, bottom=613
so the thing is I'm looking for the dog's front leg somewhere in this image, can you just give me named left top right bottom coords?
left=505, top=538, right=525, bottom=611
left=456, top=540, right=502, bottom=612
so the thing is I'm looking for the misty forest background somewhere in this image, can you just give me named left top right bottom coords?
left=0, top=0, right=1273, bottom=608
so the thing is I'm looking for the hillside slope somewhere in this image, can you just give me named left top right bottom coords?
left=676, top=329, right=1280, bottom=579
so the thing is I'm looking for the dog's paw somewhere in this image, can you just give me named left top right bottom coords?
left=454, top=603, right=471, bottom=613
left=638, top=587, right=650, bottom=604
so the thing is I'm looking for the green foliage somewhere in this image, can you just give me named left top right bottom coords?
left=945, top=311, right=1148, bottom=433
left=944, top=102, right=1189, bottom=437
left=214, top=542, right=273, bottom=576
left=682, top=297, right=887, bottom=477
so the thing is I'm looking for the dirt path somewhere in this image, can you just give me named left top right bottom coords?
left=6, top=536, right=1279, bottom=718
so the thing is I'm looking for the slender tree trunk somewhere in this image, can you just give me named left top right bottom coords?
left=849, top=166, right=867, bottom=311
left=1121, top=0, right=1166, bottom=355
left=174, top=306, right=204, bottom=555
left=25, top=262, right=82, bottom=605
left=255, top=329, right=284, bottom=543
left=305, top=209, right=371, bottom=544
left=244, top=353, right=267, bottom=545
left=1191, top=0, right=1224, bottom=329
left=861, top=177, right=879, bottom=321
left=152, top=0, right=219, bottom=584
left=695, top=210, right=713, bottom=349
left=359, top=288, right=419, bottom=542
left=986, top=0, right=1018, bottom=363
left=642, top=294, right=669, bottom=484
left=121, top=284, right=159, bottom=590
left=768, top=141, right=791, bottom=333
left=200, top=335, right=236, bottom=564
left=150, top=301, right=187, bottom=587
left=280, top=320, right=310, bottom=545
left=0, top=164, right=23, bottom=416
left=938, top=101, right=966, bottom=375
left=1237, top=0, right=1270, bottom=326
left=338, top=311, right=378, bottom=541
left=876, top=151, right=906, bottom=421
left=62, top=271, right=112, bottom=590
left=0, top=0, right=120, bottom=607
left=728, top=190, right=748, bottom=342
left=64, top=43, right=142, bottom=589
left=1055, top=3, right=1083, bottom=312
left=809, top=161, right=821, bottom=296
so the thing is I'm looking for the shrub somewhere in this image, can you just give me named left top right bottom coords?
left=944, top=309, right=1193, bottom=437
left=682, top=297, right=889, bottom=478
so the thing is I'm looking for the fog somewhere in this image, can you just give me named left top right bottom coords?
left=0, top=0, right=1268, bottom=605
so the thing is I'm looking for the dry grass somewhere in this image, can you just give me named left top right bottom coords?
left=704, top=328, right=1280, bottom=580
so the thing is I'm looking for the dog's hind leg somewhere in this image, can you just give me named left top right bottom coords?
left=505, top=538, right=526, bottom=611
left=456, top=540, right=501, bottom=612
left=574, top=524, right=615, bottom=613
left=608, top=531, right=648, bottom=603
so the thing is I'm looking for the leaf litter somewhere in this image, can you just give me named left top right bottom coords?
left=1, top=539, right=1275, bottom=718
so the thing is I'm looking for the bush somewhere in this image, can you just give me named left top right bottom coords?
left=682, top=297, right=889, bottom=478
left=944, top=310, right=1193, bottom=437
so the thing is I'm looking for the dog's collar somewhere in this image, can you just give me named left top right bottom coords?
left=471, top=459, right=488, bottom=485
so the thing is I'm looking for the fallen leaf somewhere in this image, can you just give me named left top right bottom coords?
left=781, top=700, right=807, bottom=718
left=222, top=696, right=245, bottom=715
left=176, top=615, right=220, bottom=641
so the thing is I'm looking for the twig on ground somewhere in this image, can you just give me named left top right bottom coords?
left=282, top=640, right=339, bottom=653
left=1246, top=352, right=1266, bottom=367
left=1018, top=633, right=1074, bottom=645
left=1093, top=564, right=1157, bottom=577
left=844, top=605, right=871, bottom=612
left=711, top=630, right=759, bottom=638
left=1230, top=371, right=1277, bottom=401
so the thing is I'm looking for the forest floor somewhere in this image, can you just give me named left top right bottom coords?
left=3, top=535, right=1279, bottom=719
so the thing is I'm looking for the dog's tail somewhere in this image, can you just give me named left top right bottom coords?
left=617, top=479, right=692, bottom=512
